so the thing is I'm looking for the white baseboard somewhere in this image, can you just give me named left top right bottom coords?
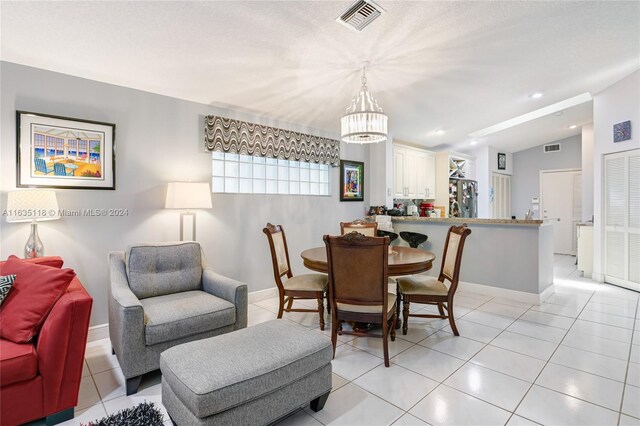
left=539, top=284, right=555, bottom=303
left=248, top=287, right=278, bottom=304
left=88, top=287, right=280, bottom=342
left=87, top=323, right=109, bottom=342
left=458, top=280, right=550, bottom=306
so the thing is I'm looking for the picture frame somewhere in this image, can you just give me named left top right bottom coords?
left=17, top=111, right=116, bottom=190
left=497, top=152, right=506, bottom=170
left=339, top=159, right=364, bottom=201
left=613, top=120, right=631, bottom=143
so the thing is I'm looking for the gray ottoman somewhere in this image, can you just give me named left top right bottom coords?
left=160, top=320, right=333, bottom=425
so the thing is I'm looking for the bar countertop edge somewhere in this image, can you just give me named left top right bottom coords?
left=366, top=216, right=547, bottom=226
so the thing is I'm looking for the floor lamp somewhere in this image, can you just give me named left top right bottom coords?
left=165, top=182, right=212, bottom=241
left=6, top=189, right=60, bottom=258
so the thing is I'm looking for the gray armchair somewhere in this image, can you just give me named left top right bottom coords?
left=108, top=242, right=247, bottom=395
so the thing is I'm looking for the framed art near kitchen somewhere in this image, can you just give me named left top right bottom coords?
left=17, top=111, right=116, bottom=190
left=497, top=152, right=506, bottom=170
left=339, top=159, right=364, bottom=201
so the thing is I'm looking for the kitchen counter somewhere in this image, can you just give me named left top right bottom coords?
left=369, top=217, right=555, bottom=304
left=367, top=216, right=545, bottom=226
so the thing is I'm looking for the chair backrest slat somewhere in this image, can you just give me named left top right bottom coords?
left=262, top=223, right=292, bottom=291
left=438, top=224, right=472, bottom=293
left=324, top=232, right=389, bottom=308
left=340, top=220, right=378, bottom=237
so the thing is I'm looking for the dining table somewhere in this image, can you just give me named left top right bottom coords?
left=300, top=246, right=436, bottom=329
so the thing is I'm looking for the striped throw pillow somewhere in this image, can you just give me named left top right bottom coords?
left=0, top=274, right=16, bottom=306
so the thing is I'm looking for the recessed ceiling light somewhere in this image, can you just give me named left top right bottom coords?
left=435, top=130, right=445, bottom=135
left=530, top=92, right=543, bottom=99
left=569, top=124, right=577, bottom=129
left=470, top=140, right=478, bottom=145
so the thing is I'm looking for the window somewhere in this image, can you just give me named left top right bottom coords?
left=212, top=152, right=330, bottom=195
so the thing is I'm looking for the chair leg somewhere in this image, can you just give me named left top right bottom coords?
left=396, top=286, right=402, bottom=329
left=126, top=375, right=142, bottom=396
left=390, top=313, right=397, bottom=342
left=310, top=391, right=330, bottom=412
left=402, top=299, right=410, bottom=335
left=326, top=291, right=331, bottom=314
left=286, top=296, right=294, bottom=311
left=277, top=297, right=285, bottom=319
left=317, top=296, right=325, bottom=331
left=46, top=407, right=73, bottom=425
left=330, top=319, right=338, bottom=358
left=438, top=302, right=445, bottom=316
left=448, top=303, right=460, bottom=336
left=382, top=321, right=390, bottom=367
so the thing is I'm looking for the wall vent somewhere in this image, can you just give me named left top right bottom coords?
left=544, top=143, right=561, bottom=153
left=336, top=0, right=384, bottom=32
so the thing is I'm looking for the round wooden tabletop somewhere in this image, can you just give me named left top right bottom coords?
left=301, top=246, right=436, bottom=276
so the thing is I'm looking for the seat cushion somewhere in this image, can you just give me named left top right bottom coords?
left=0, top=339, right=38, bottom=386
left=398, top=275, right=449, bottom=296
left=141, top=290, right=235, bottom=346
left=283, top=274, right=327, bottom=292
left=337, top=293, right=397, bottom=314
left=126, top=242, right=203, bottom=299
left=160, top=320, right=332, bottom=418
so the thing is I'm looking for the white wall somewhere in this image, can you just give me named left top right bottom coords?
left=592, top=70, right=640, bottom=282
left=581, top=124, right=594, bottom=222
left=511, top=135, right=582, bottom=219
left=473, top=146, right=490, bottom=218
left=0, top=62, right=370, bottom=325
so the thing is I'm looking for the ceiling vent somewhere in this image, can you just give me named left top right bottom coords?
left=336, top=0, right=384, bottom=32
left=544, top=143, right=561, bottom=153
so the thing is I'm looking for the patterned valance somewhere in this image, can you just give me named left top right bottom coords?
left=204, top=115, right=340, bottom=166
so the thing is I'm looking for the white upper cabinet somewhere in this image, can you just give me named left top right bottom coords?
left=393, top=144, right=436, bottom=199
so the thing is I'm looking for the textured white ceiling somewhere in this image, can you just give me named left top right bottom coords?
left=1, top=1, right=638, bottom=153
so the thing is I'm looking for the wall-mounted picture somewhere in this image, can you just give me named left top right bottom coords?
left=17, top=111, right=115, bottom=190
left=613, top=120, right=631, bottom=142
left=497, top=152, right=507, bottom=170
left=340, top=159, right=364, bottom=201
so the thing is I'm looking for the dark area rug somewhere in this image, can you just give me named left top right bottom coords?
left=82, top=401, right=165, bottom=426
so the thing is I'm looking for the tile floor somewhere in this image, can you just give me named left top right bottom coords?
left=58, top=255, right=639, bottom=426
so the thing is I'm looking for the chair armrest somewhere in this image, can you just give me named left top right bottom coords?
left=202, top=268, right=248, bottom=330
left=37, top=278, right=92, bottom=414
left=108, top=252, right=146, bottom=378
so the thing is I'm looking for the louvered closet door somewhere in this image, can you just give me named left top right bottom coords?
left=604, top=149, right=640, bottom=291
left=491, top=173, right=511, bottom=219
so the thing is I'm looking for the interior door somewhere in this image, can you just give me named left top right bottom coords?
left=541, top=170, right=581, bottom=255
left=604, top=149, right=640, bottom=291
left=491, top=173, right=511, bottom=219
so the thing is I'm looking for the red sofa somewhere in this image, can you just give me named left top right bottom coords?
left=0, top=257, right=93, bottom=426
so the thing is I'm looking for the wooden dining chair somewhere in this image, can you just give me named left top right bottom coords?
left=340, top=219, right=377, bottom=236
left=323, top=232, right=397, bottom=367
left=396, top=224, right=471, bottom=336
left=263, top=223, right=328, bottom=330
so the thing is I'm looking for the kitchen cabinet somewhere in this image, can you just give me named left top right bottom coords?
left=393, top=144, right=436, bottom=199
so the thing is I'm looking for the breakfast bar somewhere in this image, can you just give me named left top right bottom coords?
left=370, top=217, right=555, bottom=304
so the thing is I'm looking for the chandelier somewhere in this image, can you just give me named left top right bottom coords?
left=340, top=68, right=388, bottom=144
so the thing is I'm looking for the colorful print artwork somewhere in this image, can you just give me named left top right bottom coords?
left=17, top=111, right=115, bottom=190
left=340, top=160, right=364, bottom=201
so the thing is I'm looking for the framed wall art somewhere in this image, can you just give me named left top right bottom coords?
left=17, top=111, right=115, bottom=190
left=497, top=152, right=507, bottom=170
left=613, top=120, right=631, bottom=143
left=339, top=159, right=364, bottom=201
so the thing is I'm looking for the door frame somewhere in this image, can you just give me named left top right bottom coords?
left=539, top=168, right=581, bottom=254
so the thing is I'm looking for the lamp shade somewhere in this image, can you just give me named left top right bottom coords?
left=6, top=189, right=60, bottom=223
left=165, top=182, right=212, bottom=209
